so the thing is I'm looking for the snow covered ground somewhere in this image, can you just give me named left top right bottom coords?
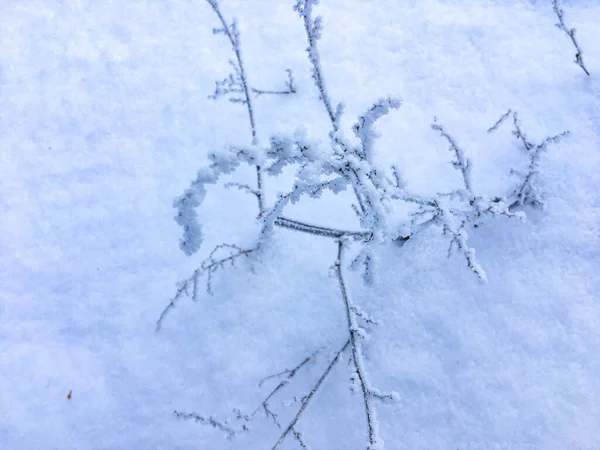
left=1, top=0, right=600, bottom=448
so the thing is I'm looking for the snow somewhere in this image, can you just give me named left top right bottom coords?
left=1, top=0, right=600, bottom=449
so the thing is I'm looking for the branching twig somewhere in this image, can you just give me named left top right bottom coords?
left=224, top=181, right=260, bottom=199
left=156, top=269, right=200, bottom=331
left=439, top=212, right=487, bottom=282
left=488, top=110, right=569, bottom=208
left=271, top=339, right=350, bottom=450
left=334, top=240, right=398, bottom=449
left=252, top=69, right=297, bottom=96
left=294, top=0, right=379, bottom=220
left=294, top=0, right=341, bottom=129
left=202, top=244, right=255, bottom=294
left=511, top=130, right=569, bottom=208
left=511, top=112, right=534, bottom=152
left=168, top=2, right=571, bottom=448
left=248, top=349, right=320, bottom=447
left=552, top=0, right=590, bottom=76
left=156, top=244, right=254, bottom=330
left=176, top=349, right=320, bottom=447
left=174, top=411, right=241, bottom=440
left=206, top=0, right=265, bottom=211
left=431, top=119, right=473, bottom=196
left=255, top=349, right=320, bottom=406
left=259, top=178, right=349, bottom=242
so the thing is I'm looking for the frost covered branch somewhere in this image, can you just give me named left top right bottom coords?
left=397, top=119, right=528, bottom=282
left=271, top=339, right=350, bottom=450
left=155, top=269, right=201, bottom=331
left=202, top=244, right=255, bottom=294
left=486, top=108, right=512, bottom=133
left=295, top=0, right=385, bottom=217
left=275, top=216, right=371, bottom=240
left=252, top=69, right=297, bottom=97
left=294, top=0, right=342, bottom=128
left=165, top=1, right=571, bottom=448
left=206, top=0, right=296, bottom=213
left=174, top=411, right=240, bottom=440
left=251, top=350, right=320, bottom=448
left=174, top=347, right=328, bottom=449
left=488, top=110, right=569, bottom=208
left=334, top=240, right=398, bottom=450
left=353, top=98, right=402, bottom=164
left=155, top=244, right=254, bottom=331
left=431, top=119, right=473, bottom=196
left=552, top=0, right=590, bottom=76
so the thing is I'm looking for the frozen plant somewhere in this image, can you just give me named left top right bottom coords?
left=205, top=0, right=297, bottom=217
left=487, top=109, right=569, bottom=208
left=174, top=349, right=325, bottom=448
left=552, top=0, right=591, bottom=76
left=159, top=1, right=570, bottom=448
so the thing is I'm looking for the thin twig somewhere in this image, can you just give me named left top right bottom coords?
left=248, top=349, right=320, bottom=447
left=334, top=240, right=378, bottom=449
left=431, top=120, right=473, bottom=196
left=206, top=0, right=265, bottom=211
left=487, top=109, right=512, bottom=133
left=552, top=0, right=590, bottom=76
left=202, top=244, right=255, bottom=295
left=253, top=349, right=320, bottom=414
left=512, top=112, right=534, bottom=151
left=252, top=88, right=295, bottom=96
left=176, top=349, right=320, bottom=446
left=295, top=0, right=338, bottom=128
left=224, top=182, right=260, bottom=199
left=292, top=428, right=308, bottom=448
left=295, top=1, right=370, bottom=216
left=156, top=245, right=254, bottom=330
left=510, top=130, right=570, bottom=208
left=252, top=69, right=297, bottom=96
left=174, top=411, right=240, bottom=439
left=488, top=110, right=569, bottom=209
left=275, top=216, right=371, bottom=240
left=156, top=269, right=200, bottom=331
left=271, top=339, right=350, bottom=450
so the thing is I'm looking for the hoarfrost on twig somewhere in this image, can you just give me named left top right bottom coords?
left=164, top=1, right=570, bottom=448
left=552, top=0, right=590, bottom=76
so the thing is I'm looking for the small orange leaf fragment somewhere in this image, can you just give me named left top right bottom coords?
left=67, top=390, right=72, bottom=400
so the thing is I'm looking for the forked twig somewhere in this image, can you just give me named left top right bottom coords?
left=202, top=244, right=255, bottom=294
left=176, top=349, right=321, bottom=447
left=167, top=2, right=570, bottom=448
left=335, top=240, right=390, bottom=449
left=431, top=119, right=473, bottom=196
left=155, top=245, right=255, bottom=330
left=206, top=0, right=265, bottom=210
left=488, top=110, right=569, bottom=208
left=155, top=269, right=201, bottom=331
left=252, top=69, right=297, bottom=96
left=271, top=339, right=350, bottom=450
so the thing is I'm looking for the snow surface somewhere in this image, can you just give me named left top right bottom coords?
left=1, top=0, right=600, bottom=448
